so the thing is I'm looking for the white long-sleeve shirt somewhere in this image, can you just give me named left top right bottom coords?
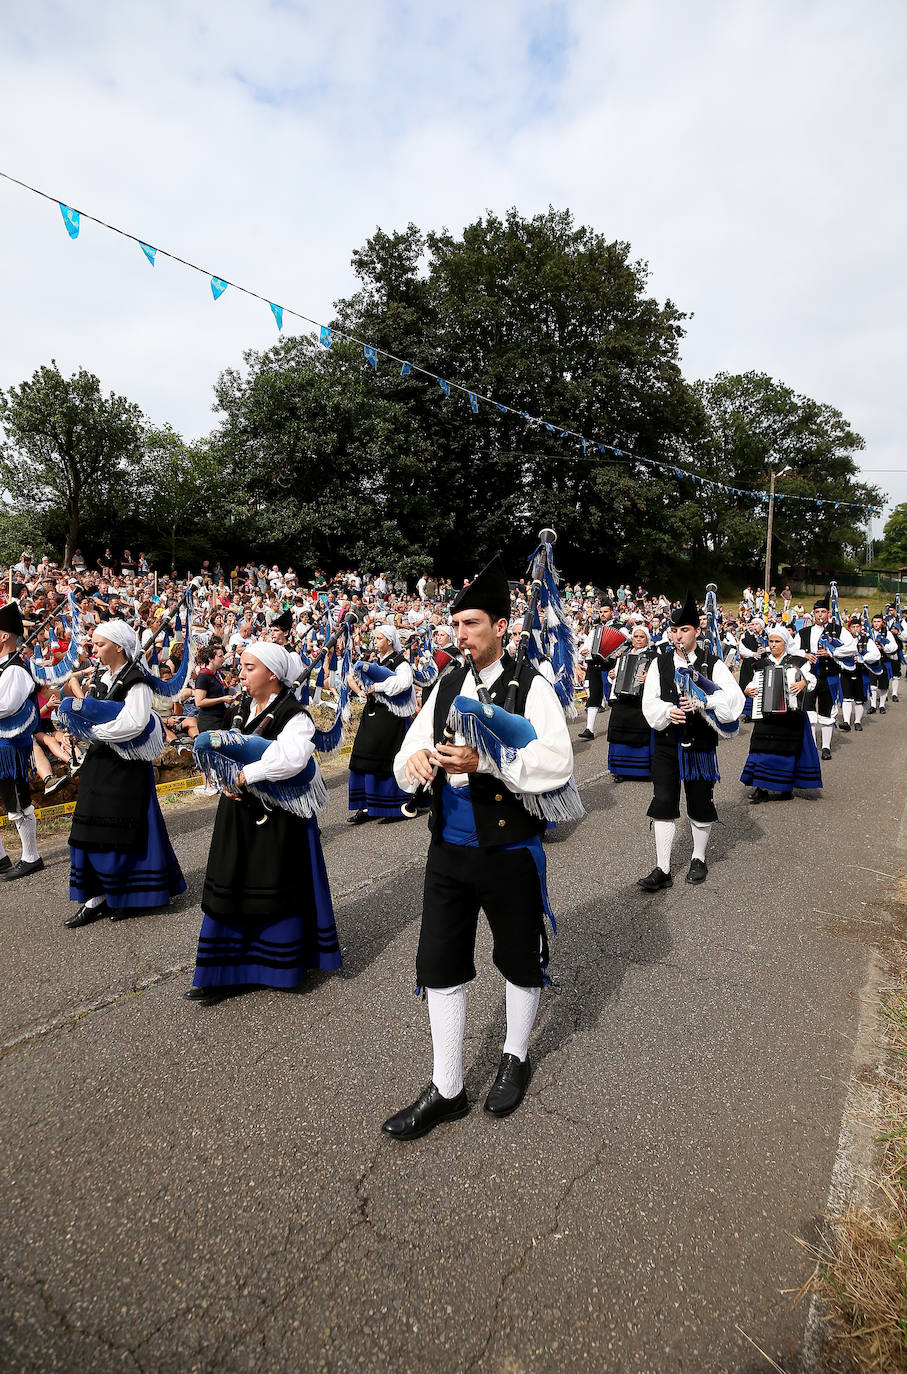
left=235, top=693, right=316, bottom=786
left=642, top=650, right=745, bottom=732
left=89, top=667, right=153, bottom=744
left=393, top=656, right=573, bottom=795
left=0, top=654, right=34, bottom=720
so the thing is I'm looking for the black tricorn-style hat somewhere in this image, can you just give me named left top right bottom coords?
left=0, top=600, right=24, bottom=637
left=813, top=592, right=830, bottom=611
left=670, top=591, right=700, bottom=628
left=270, top=608, right=293, bottom=633
left=450, top=556, right=511, bottom=623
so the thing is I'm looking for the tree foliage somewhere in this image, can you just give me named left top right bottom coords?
left=876, top=503, right=907, bottom=570
left=0, top=362, right=145, bottom=567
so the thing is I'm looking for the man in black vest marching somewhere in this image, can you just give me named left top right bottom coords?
left=638, top=592, right=744, bottom=891
left=383, top=557, right=574, bottom=1141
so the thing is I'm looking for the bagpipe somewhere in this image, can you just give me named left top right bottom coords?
left=349, top=658, right=417, bottom=717
left=441, top=648, right=585, bottom=825
left=817, top=583, right=848, bottom=701
left=55, top=695, right=166, bottom=762
left=292, top=612, right=357, bottom=756
left=674, top=621, right=739, bottom=743
left=0, top=695, right=40, bottom=780
left=192, top=728, right=326, bottom=820
left=409, top=623, right=440, bottom=688
left=862, top=604, right=885, bottom=675
left=26, top=592, right=84, bottom=686
left=505, top=529, right=577, bottom=717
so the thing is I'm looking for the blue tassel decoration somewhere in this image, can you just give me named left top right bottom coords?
left=192, top=729, right=327, bottom=818
left=450, top=699, right=585, bottom=824
left=677, top=742, right=721, bottom=783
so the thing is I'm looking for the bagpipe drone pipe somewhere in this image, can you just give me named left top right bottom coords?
left=305, top=613, right=357, bottom=757
left=410, top=624, right=440, bottom=687
left=27, top=592, right=84, bottom=686
left=191, top=729, right=327, bottom=819
left=507, top=529, right=577, bottom=718
left=142, top=585, right=200, bottom=707
left=55, top=695, right=166, bottom=763
left=448, top=650, right=585, bottom=824
left=703, top=583, right=724, bottom=661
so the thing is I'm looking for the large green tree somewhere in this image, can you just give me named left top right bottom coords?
left=130, top=425, right=227, bottom=573
left=686, top=372, right=882, bottom=581
left=875, top=503, right=907, bottom=570
left=0, top=363, right=145, bottom=567
left=213, top=209, right=706, bottom=582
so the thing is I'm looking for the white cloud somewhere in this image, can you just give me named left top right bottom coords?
left=0, top=0, right=903, bottom=536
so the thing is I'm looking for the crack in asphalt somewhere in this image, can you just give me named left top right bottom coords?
left=0, top=1270, right=145, bottom=1370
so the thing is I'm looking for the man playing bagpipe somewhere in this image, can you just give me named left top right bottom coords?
left=796, top=595, right=854, bottom=759
left=869, top=612, right=898, bottom=714
left=61, top=621, right=186, bottom=925
left=638, top=592, right=745, bottom=891
left=383, top=556, right=577, bottom=1141
left=577, top=600, right=627, bottom=739
left=346, top=623, right=416, bottom=825
left=837, top=614, right=878, bottom=731
left=0, top=600, right=45, bottom=881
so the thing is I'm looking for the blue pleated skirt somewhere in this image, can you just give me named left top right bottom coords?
left=192, top=817, right=341, bottom=989
left=740, top=718, right=823, bottom=792
left=348, top=769, right=409, bottom=818
left=607, top=738, right=653, bottom=779
left=69, top=790, right=186, bottom=909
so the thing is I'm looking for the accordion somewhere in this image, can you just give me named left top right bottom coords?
left=612, top=650, right=651, bottom=698
left=589, top=625, right=627, bottom=668
left=752, top=662, right=800, bottom=718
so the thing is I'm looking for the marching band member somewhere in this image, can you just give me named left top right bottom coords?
left=796, top=596, right=854, bottom=760
left=736, top=616, right=769, bottom=719
left=577, top=601, right=626, bottom=739
left=638, top=592, right=744, bottom=891
left=64, top=622, right=186, bottom=925
left=740, top=627, right=820, bottom=802
left=383, top=558, right=574, bottom=1141
left=605, top=623, right=655, bottom=782
left=185, top=642, right=340, bottom=1002
left=869, top=613, right=897, bottom=713
left=0, top=601, right=44, bottom=881
left=347, top=623, right=415, bottom=824
left=837, top=615, right=876, bottom=732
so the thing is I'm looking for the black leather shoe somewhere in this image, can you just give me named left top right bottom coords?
left=381, top=1083, right=469, bottom=1141
left=821, top=747, right=832, bottom=760
left=184, top=985, right=217, bottom=1002
left=868, top=706, right=877, bottom=714
left=577, top=728, right=595, bottom=740
left=347, top=810, right=372, bottom=825
left=108, top=908, right=133, bottom=922
left=612, top=774, right=624, bottom=784
left=749, top=788, right=770, bottom=804
left=854, top=722, right=863, bottom=731
left=880, top=706, right=887, bottom=714
left=484, top=1054, right=531, bottom=1117
left=64, top=899, right=109, bottom=927
left=776, top=792, right=793, bottom=801
left=839, top=722, right=851, bottom=732
left=685, top=858, right=708, bottom=885
left=637, top=866, right=672, bottom=892
left=0, top=856, right=10, bottom=874
left=2, top=857, right=45, bottom=882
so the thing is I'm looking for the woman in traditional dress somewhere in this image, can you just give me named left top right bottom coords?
left=740, top=626, right=821, bottom=803
left=346, top=623, right=415, bottom=824
left=64, top=622, right=186, bottom=926
left=185, top=642, right=340, bottom=1003
left=605, top=623, right=655, bottom=783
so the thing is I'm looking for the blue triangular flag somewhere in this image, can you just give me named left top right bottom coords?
left=599, top=444, right=607, bottom=454
left=560, top=430, right=567, bottom=438
left=522, top=411, right=531, bottom=421
left=364, top=346, right=378, bottom=371
left=614, top=448, right=623, bottom=457
left=581, top=439, right=588, bottom=454
left=438, top=378, right=450, bottom=397
left=496, top=403, right=508, bottom=414
left=139, top=242, right=156, bottom=266
left=211, top=277, right=228, bottom=300
left=320, top=326, right=333, bottom=348
left=468, top=392, right=478, bottom=413
left=546, top=424, right=555, bottom=433
left=59, top=204, right=80, bottom=239
left=270, top=303, right=283, bottom=331
left=400, top=361, right=411, bottom=376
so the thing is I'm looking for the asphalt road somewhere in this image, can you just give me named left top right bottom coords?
left=1, top=705, right=905, bottom=1373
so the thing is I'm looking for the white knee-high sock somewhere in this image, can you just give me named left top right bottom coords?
left=891, top=681, right=899, bottom=699
left=821, top=725, right=834, bottom=750
left=427, top=984, right=466, bottom=1099
left=653, top=820, right=675, bottom=873
left=502, top=982, right=541, bottom=1062
left=690, top=820, right=711, bottom=863
left=586, top=707, right=598, bottom=732
left=854, top=702, right=864, bottom=724
left=84, top=894, right=106, bottom=910
left=871, top=686, right=879, bottom=707
left=841, top=700, right=853, bottom=725
left=14, top=809, right=40, bottom=864
left=0, top=833, right=7, bottom=862
left=879, top=689, right=888, bottom=708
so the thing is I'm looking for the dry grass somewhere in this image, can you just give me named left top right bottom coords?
left=800, top=981, right=907, bottom=1372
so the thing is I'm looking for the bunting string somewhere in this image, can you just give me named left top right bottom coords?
left=0, top=169, right=888, bottom=519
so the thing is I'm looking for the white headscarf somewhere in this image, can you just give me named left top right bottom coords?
left=767, top=625, right=792, bottom=651
left=629, top=625, right=652, bottom=647
left=93, top=620, right=141, bottom=661
left=375, top=623, right=402, bottom=654
left=243, top=641, right=295, bottom=686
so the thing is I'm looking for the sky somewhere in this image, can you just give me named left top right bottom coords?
left=1, top=0, right=904, bottom=539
